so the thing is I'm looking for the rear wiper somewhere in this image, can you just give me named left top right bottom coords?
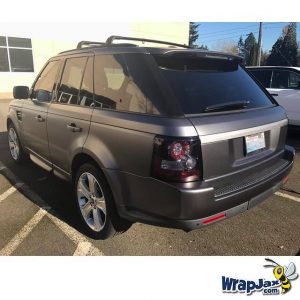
left=203, top=101, right=250, bottom=113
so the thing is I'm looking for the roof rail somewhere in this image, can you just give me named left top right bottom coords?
left=105, top=35, right=191, bottom=49
left=77, top=41, right=105, bottom=49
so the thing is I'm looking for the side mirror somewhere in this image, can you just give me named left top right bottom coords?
left=13, top=86, right=29, bottom=99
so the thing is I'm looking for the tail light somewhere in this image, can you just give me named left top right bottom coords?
left=151, top=136, right=202, bottom=182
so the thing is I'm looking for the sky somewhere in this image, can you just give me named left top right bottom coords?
left=195, top=22, right=300, bottom=52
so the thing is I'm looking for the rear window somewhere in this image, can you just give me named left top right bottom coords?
left=154, top=55, right=274, bottom=114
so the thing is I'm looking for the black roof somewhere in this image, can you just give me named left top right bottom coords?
left=57, top=35, right=243, bottom=62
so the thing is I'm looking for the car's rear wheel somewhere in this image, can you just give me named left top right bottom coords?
left=74, top=163, right=132, bottom=239
left=7, top=123, right=27, bottom=163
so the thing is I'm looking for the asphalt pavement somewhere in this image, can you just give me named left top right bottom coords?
left=0, top=100, right=299, bottom=255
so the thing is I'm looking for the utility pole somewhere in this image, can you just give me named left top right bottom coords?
left=257, top=22, right=262, bottom=66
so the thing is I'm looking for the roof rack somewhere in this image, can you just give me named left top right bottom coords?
left=77, top=41, right=105, bottom=49
left=75, top=36, right=191, bottom=50
left=105, top=35, right=191, bottom=49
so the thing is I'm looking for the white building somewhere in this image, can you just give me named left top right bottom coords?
left=0, top=22, right=189, bottom=99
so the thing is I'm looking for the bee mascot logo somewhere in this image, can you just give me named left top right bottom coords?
left=264, top=258, right=298, bottom=294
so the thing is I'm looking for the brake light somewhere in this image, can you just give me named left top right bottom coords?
left=151, top=136, right=202, bottom=182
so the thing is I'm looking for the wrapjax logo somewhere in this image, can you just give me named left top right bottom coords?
left=222, top=277, right=281, bottom=295
left=222, top=258, right=298, bottom=295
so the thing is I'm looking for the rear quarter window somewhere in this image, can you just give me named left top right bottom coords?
left=94, top=54, right=147, bottom=113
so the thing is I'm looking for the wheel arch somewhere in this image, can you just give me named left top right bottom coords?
left=7, top=117, right=13, bottom=128
left=71, top=152, right=101, bottom=180
left=71, top=151, right=125, bottom=216
left=7, top=115, right=22, bottom=138
left=6, top=117, right=23, bottom=146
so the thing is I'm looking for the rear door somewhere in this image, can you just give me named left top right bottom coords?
left=22, top=59, right=62, bottom=164
left=47, top=55, right=94, bottom=176
left=268, top=69, right=300, bottom=126
left=153, top=54, right=287, bottom=182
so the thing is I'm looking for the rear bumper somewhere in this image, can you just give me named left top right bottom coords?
left=104, top=146, right=295, bottom=231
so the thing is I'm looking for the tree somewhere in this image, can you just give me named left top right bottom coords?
left=189, top=22, right=199, bottom=47
left=281, top=22, right=298, bottom=66
left=260, top=50, right=269, bottom=66
left=214, top=40, right=238, bottom=55
left=197, top=44, right=208, bottom=50
left=237, top=35, right=245, bottom=58
left=266, top=37, right=285, bottom=65
left=267, top=23, right=298, bottom=66
left=244, top=33, right=258, bottom=66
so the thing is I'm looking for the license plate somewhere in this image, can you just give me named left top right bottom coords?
left=245, top=132, right=266, bottom=154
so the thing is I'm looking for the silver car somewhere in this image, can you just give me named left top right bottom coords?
left=248, top=66, right=300, bottom=127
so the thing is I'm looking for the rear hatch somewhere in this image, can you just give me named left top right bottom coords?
left=153, top=51, right=288, bottom=195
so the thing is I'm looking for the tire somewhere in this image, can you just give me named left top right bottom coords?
left=74, top=163, right=132, bottom=239
left=7, top=123, right=27, bottom=163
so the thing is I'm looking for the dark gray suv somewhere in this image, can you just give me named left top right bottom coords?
left=7, top=36, right=295, bottom=239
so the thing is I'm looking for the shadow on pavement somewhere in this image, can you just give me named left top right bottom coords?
left=0, top=131, right=84, bottom=236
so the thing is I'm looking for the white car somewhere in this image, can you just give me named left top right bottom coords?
left=248, top=66, right=300, bottom=127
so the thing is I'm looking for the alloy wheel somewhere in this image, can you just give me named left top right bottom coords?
left=77, top=172, right=106, bottom=232
left=8, top=127, right=20, bottom=161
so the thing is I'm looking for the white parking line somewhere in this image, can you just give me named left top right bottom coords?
left=47, top=214, right=103, bottom=256
left=73, top=242, right=93, bottom=256
left=0, top=208, right=48, bottom=256
left=0, top=183, right=24, bottom=203
left=275, top=192, right=300, bottom=203
left=0, top=160, right=103, bottom=256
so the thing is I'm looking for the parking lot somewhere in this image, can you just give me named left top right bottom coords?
left=0, top=99, right=299, bottom=256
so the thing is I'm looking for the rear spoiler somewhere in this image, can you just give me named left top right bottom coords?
left=162, top=50, right=244, bottom=63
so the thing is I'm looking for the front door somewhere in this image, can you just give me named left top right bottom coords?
left=22, top=60, right=62, bottom=164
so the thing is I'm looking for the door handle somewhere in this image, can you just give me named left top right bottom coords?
left=67, top=123, right=82, bottom=132
left=270, top=93, right=278, bottom=96
left=35, top=115, right=45, bottom=122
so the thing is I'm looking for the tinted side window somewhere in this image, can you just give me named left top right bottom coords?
left=271, top=70, right=300, bottom=89
left=94, top=54, right=146, bottom=113
left=57, top=57, right=87, bottom=104
left=78, top=57, right=94, bottom=106
left=271, top=70, right=289, bottom=89
left=33, top=60, right=61, bottom=102
left=288, top=72, right=300, bottom=89
left=249, top=69, right=272, bottom=88
left=122, top=54, right=162, bottom=115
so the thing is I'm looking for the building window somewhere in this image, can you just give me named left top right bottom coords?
left=0, top=36, right=34, bottom=72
